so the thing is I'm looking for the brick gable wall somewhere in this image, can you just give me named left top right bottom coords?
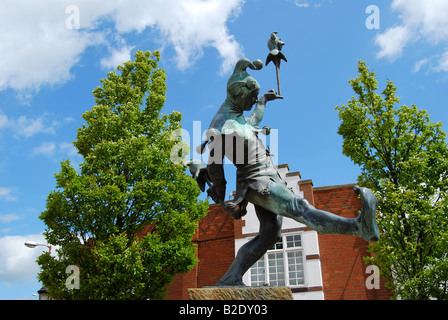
left=313, top=185, right=391, bottom=300
left=166, top=204, right=235, bottom=299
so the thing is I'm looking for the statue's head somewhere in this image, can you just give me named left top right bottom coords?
left=226, top=58, right=263, bottom=112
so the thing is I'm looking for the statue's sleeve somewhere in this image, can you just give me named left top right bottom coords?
left=206, top=131, right=227, bottom=202
left=207, top=162, right=226, bottom=202
left=245, top=100, right=267, bottom=128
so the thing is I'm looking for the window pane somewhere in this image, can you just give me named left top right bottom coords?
left=249, top=234, right=305, bottom=288
left=249, top=258, right=266, bottom=286
left=268, top=252, right=285, bottom=287
left=287, top=251, right=305, bottom=285
left=269, top=239, right=283, bottom=251
left=286, top=234, right=302, bottom=248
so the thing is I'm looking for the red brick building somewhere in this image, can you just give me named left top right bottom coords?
left=166, top=164, right=391, bottom=300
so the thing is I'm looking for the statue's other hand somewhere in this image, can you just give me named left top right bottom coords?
left=224, top=202, right=237, bottom=213
left=207, top=185, right=221, bottom=204
left=224, top=202, right=247, bottom=220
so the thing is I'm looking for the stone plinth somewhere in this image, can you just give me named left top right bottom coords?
left=188, top=286, right=293, bottom=300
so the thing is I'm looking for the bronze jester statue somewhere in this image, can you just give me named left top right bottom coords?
left=191, top=34, right=380, bottom=287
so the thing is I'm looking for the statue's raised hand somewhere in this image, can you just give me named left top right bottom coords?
left=260, top=89, right=281, bottom=103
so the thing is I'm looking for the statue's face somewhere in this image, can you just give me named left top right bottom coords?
left=227, top=75, right=260, bottom=112
left=244, top=88, right=260, bottom=111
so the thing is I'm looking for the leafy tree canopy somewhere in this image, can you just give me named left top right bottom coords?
left=336, top=60, right=448, bottom=299
left=38, top=50, right=208, bottom=300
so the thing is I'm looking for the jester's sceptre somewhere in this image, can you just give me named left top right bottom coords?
left=266, top=32, right=287, bottom=99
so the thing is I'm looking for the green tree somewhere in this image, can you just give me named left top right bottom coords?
left=336, top=60, right=448, bottom=299
left=37, top=50, right=208, bottom=300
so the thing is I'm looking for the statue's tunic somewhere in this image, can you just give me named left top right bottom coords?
left=217, top=118, right=287, bottom=206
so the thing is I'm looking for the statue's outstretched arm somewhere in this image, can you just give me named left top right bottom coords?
left=246, top=89, right=279, bottom=127
left=246, top=100, right=267, bottom=127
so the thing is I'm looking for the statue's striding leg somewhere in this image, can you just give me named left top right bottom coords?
left=216, top=205, right=283, bottom=286
left=246, top=182, right=380, bottom=242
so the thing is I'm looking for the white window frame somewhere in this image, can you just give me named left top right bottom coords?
left=248, top=232, right=306, bottom=288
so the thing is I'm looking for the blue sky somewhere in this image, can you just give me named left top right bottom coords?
left=1, top=0, right=447, bottom=299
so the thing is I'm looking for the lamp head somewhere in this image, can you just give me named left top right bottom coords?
left=24, top=241, right=38, bottom=248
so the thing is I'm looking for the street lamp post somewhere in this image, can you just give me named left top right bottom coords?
left=24, top=240, right=52, bottom=300
left=24, top=241, right=52, bottom=254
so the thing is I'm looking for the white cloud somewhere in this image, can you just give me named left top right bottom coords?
left=125, top=0, right=244, bottom=74
left=0, top=1, right=101, bottom=92
left=0, top=214, right=22, bottom=223
left=375, top=25, right=412, bottom=61
left=15, top=116, right=55, bottom=138
left=391, top=0, right=448, bottom=43
left=32, top=141, right=80, bottom=159
left=0, top=0, right=245, bottom=93
left=435, top=51, right=448, bottom=72
left=413, top=58, right=429, bottom=73
left=32, top=142, right=56, bottom=157
left=0, top=187, right=18, bottom=202
left=0, top=113, right=58, bottom=138
left=0, top=234, right=47, bottom=283
left=293, top=0, right=324, bottom=9
left=295, top=1, right=310, bottom=8
left=376, top=0, right=448, bottom=71
left=59, top=142, right=79, bottom=157
left=101, top=45, right=135, bottom=70
left=0, top=114, right=8, bottom=129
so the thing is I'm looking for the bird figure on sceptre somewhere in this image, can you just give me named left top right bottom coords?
left=266, top=32, right=287, bottom=98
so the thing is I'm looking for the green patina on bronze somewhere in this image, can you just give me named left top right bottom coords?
left=188, top=32, right=380, bottom=287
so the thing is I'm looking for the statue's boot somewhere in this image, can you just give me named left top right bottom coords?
left=354, top=186, right=380, bottom=242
